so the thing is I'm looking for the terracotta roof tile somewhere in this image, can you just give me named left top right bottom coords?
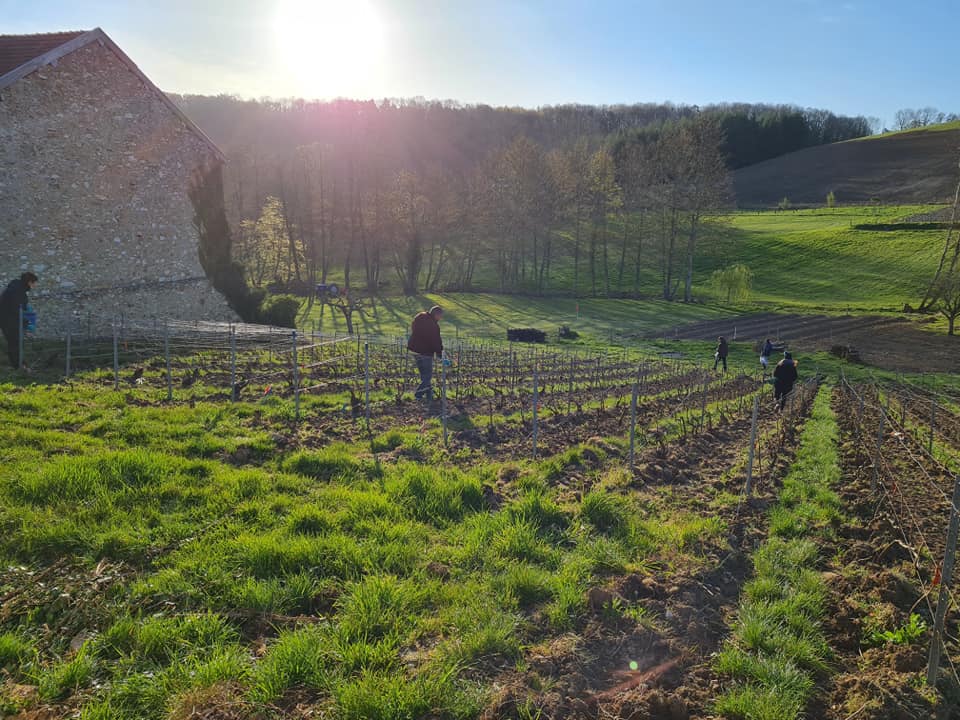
left=0, top=31, right=87, bottom=76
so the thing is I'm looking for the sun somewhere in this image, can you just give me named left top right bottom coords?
left=273, top=0, right=385, bottom=98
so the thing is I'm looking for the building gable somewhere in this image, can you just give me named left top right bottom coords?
left=0, top=27, right=223, bottom=161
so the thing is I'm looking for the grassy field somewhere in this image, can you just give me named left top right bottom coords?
left=301, top=294, right=735, bottom=343
left=300, top=206, right=948, bottom=342
left=0, top=356, right=748, bottom=719
left=705, top=206, right=945, bottom=312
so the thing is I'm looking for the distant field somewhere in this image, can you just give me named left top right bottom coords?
left=300, top=294, right=735, bottom=343
left=700, top=205, right=945, bottom=311
left=299, top=206, right=947, bottom=340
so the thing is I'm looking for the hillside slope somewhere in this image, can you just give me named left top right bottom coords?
left=734, top=125, right=960, bottom=205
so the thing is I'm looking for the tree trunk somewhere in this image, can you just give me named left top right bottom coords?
left=684, top=212, right=699, bottom=303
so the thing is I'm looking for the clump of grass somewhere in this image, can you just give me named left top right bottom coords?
left=506, top=490, right=569, bottom=538
left=287, top=505, right=336, bottom=535
left=0, top=632, right=32, bottom=673
left=37, top=642, right=95, bottom=700
left=386, top=465, right=483, bottom=524
left=579, top=489, right=629, bottom=535
left=333, top=668, right=482, bottom=720
left=490, top=518, right=559, bottom=567
left=496, top=562, right=555, bottom=609
left=284, top=444, right=374, bottom=482
left=337, top=575, right=426, bottom=642
left=250, top=626, right=332, bottom=702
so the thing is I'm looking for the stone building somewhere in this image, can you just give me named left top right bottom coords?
left=0, top=28, right=237, bottom=336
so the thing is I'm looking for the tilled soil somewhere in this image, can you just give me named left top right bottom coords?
left=658, top=312, right=960, bottom=374
left=819, top=385, right=959, bottom=719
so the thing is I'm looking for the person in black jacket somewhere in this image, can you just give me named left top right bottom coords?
left=714, top=336, right=729, bottom=372
left=773, top=350, right=799, bottom=410
left=0, top=272, right=38, bottom=369
left=407, top=305, right=444, bottom=400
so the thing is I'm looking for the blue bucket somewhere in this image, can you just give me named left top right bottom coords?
left=23, top=306, right=37, bottom=333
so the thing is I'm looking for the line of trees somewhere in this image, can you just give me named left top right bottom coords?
left=893, top=107, right=958, bottom=132
left=172, top=96, right=869, bottom=299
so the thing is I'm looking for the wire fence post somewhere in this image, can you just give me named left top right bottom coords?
left=532, top=363, right=539, bottom=460
left=292, top=330, right=300, bottom=423
left=856, top=395, right=865, bottom=440
left=65, top=322, right=72, bottom=379
left=700, top=377, right=708, bottom=430
left=17, top=305, right=23, bottom=370
left=364, top=342, right=370, bottom=431
left=112, top=320, right=119, bottom=391
left=230, top=326, right=237, bottom=402
left=927, top=474, right=960, bottom=686
left=164, top=323, right=172, bottom=402
left=930, top=398, right=936, bottom=455
left=629, top=379, right=639, bottom=468
left=871, top=413, right=886, bottom=494
left=745, top=396, right=759, bottom=496
left=441, top=355, right=448, bottom=447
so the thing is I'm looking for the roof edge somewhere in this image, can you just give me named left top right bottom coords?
left=0, top=27, right=224, bottom=161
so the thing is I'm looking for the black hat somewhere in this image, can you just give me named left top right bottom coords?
left=784, top=351, right=792, bottom=359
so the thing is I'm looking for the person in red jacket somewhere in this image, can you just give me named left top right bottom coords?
left=407, top=305, right=444, bottom=401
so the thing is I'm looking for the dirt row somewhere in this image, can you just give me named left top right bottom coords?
left=479, top=384, right=820, bottom=719
left=819, top=385, right=959, bottom=719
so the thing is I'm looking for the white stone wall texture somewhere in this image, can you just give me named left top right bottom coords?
left=0, top=40, right=237, bottom=337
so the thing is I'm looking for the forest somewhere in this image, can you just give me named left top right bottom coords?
left=173, top=95, right=874, bottom=298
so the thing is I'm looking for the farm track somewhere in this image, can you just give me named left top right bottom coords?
left=818, top=385, right=959, bottom=720
left=482, top=384, right=819, bottom=719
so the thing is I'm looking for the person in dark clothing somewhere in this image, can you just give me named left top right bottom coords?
left=0, top=272, right=37, bottom=369
left=773, top=350, right=799, bottom=410
left=760, top=338, right=774, bottom=373
left=714, top=336, right=729, bottom=372
left=407, top=305, right=444, bottom=401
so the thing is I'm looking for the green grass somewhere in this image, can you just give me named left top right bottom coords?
left=290, top=205, right=949, bottom=343
left=302, top=292, right=735, bottom=344
left=715, top=385, right=842, bottom=720
left=702, top=206, right=946, bottom=311
left=0, top=368, right=738, bottom=719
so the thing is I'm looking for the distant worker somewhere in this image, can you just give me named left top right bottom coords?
left=773, top=350, right=799, bottom=410
left=714, top=335, right=729, bottom=372
left=760, top=337, right=774, bottom=373
left=407, top=305, right=444, bottom=401
left=0, top=271, right=38, bottom=370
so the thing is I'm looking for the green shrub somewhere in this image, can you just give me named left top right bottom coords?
left=257, top=293, right=301, bottom=328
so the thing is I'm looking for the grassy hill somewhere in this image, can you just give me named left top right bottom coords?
left=299, top=206, right=946, bottom=343
left=733, top=123, right=960, bottom=206
left=702, top=206, right=945, bottom=312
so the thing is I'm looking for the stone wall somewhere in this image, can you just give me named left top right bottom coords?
left=0, top=39, right=237, bottom=337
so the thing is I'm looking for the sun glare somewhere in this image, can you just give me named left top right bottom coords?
left=273, top=0, right=385, bottom=98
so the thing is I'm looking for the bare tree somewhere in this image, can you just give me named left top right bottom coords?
left=935, top=271, right=960, bottom=335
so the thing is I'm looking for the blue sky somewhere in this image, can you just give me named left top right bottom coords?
left=2, top=0, right=955, bottom=127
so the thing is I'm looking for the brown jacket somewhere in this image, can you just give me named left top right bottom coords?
left=407, top=312, right=443, bottom=356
